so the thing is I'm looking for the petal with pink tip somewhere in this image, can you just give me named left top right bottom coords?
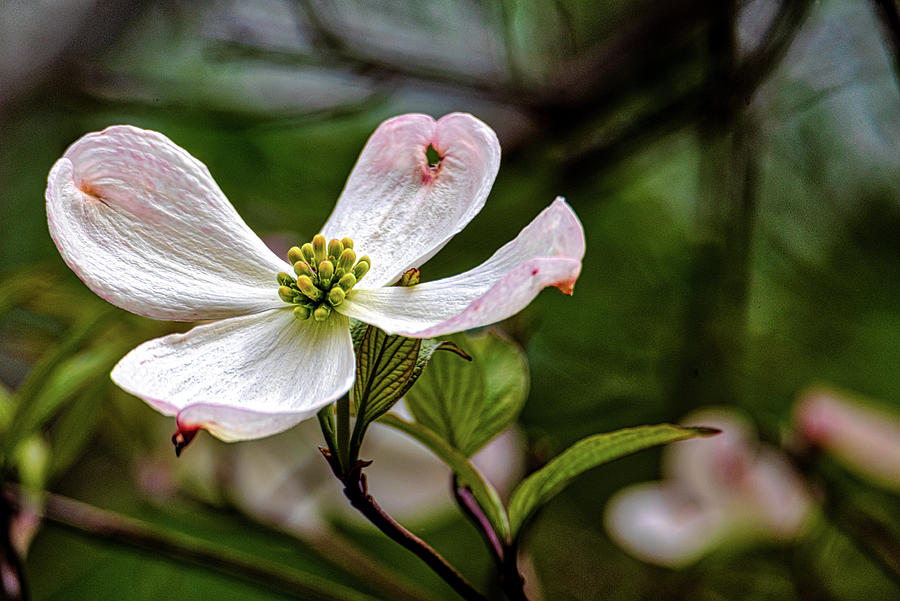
left=110, top=309, right=354, bottom=442
left=47, top=126, right=290, bottom=321
left=337, top=198, right=585, bottom=337
left=320, top=113, right=501, bottom=288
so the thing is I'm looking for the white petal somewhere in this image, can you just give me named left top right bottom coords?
left=111, top=309, right=354, bottom=441
left=320, top=113, right=501, bottom=287
left=667, top=409, right=812, bottom=539
left=665, top=409, right=759, bottom=504
left=337, top=198, right=585, bottom=337
left=604, top=482, right=728, bottom=567
left=47, top=126, right=291, bottom=321
left=731, top=448, right=812, bottom=538
left=229, top=420, right=335, bottom=535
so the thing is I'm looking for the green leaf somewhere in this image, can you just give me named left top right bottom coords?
left=352, top=326, right=421, bottom=427
left=27, top=492, right=390, bottom=601
left=349, top=325, right=470, bottom=462
left=378, top=413, right=511, bottom=543
left=0, top=268, right=46, bottom=320
left=404, top=337, right=483, bottom=450
left=13, top=435, right=51, bottom=491
left=0, top=381, right=13, bottom=435
left=507, top=424, right=719, bottom=539
left=48, top=378, right=111, bottom=479
left=397, top=337, right=471, bottom=404
left=3, top=311, right=117, bottom=457
left=405, top=331, right=529, bottom=456
left=15, top=346, right=121, bottom=439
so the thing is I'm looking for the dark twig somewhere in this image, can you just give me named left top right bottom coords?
left=562, top=0, right=812, bottom=176
left=814, top=470, right=900, bottom=585
left=3, top=486, right=383, bottom=601
left=787, top=444, right=900, bottom=588
left=1, top=490, right=29, bottom=601
left=325, top=454, right=488, bottom=601
left=290, top=0, right=521, bottom=102
left=499, top=548, right=529, bottom=601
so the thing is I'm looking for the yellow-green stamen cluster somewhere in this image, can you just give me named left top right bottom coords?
left=277, top=235, right=370, bottom=321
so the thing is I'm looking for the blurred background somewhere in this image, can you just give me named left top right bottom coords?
left=1, top=0, right=900, bottom=599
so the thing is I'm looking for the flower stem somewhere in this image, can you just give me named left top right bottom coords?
left=335, top=461, right=489, bottom=601
left=336, top=393, right=352, bottom=473
left=453, top=479, right=530, bottom=601
left=452, top=479, right=504, bottom=568
left=3, top=486, right=384, bottom=601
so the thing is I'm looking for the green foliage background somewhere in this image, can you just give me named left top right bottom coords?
left=1, top=1, right=899, bottom=599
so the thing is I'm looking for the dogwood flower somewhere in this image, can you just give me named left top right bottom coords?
left=604, top=409, right=813, bottom=567
left=45, top=113, right=585, bottom=445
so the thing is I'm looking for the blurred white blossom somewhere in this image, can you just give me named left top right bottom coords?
left=605, top=409, right=813, bottom=567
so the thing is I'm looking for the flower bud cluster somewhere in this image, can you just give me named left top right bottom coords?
left=277, top=235, right=370, bottom=321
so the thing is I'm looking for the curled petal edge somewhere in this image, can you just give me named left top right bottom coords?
left=337, top=197, right=585, bottom=337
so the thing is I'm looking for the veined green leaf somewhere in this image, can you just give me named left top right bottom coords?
left=507, top=424, right=718, bottom=539
left=353, top=326, right=421, bottom=427
left=404, top=336, right=484, bottom=450
left=378, top=413, right=511, bottom=543
left=349, top=325, right=469, bottom=461
left=406, top=331, right=529, bottom=456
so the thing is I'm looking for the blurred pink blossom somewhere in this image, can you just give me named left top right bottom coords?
left=795, top=389, right=900, bottom=491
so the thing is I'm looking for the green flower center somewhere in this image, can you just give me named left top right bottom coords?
left=276, top=235, right=370, bottom=321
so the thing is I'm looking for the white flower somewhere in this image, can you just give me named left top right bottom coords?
left=45, top=113, right=585, bottom=443
left=604, top=409, right=813, bottom=567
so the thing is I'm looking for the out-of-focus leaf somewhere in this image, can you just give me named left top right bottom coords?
left=0, top=381, right=12, bottom=435
left=48, top=379, right=111, bottom=479
left=406, top=331, right=528, bottom=456
left=9, top=345, right=121, bottom=457
left=378, top=413, right=510, bottom=543
left=508, top=424, right=718, bottom=539
left=27, top=493, right=390, bottom=601
left=13, top=434, right=50, bottom=491
left=0, top=269, right=46, bottom=319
